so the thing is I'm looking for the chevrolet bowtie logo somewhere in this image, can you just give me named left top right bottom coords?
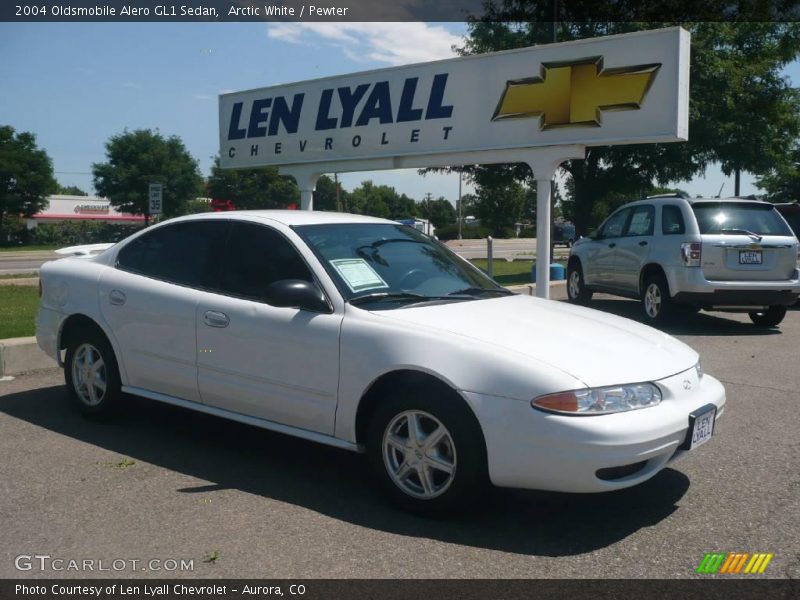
left=493, top=57, right=661, bottom=129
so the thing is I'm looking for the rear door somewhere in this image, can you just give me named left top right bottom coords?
left=692, top=202, right=798, bottom=281
left=99, top=220, right=229, bottom=401
left=613, top=204, right=655, bottom=292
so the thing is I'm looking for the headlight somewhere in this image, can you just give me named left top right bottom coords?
left=531, top=382, right=662, bottom=415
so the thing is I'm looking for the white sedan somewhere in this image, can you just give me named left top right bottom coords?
left=36, top=211, right=725, bottom=513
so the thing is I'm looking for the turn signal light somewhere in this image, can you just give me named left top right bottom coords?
left=681, top=242, right=702, bottom=267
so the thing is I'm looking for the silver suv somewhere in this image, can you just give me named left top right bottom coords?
left=566, top=196, right=800, bottom=326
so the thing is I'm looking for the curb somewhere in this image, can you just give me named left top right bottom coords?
left=0, top=337, right=57, bottom=378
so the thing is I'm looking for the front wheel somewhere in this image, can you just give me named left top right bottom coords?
left=365, top=389, right=487, bottom=515
left=64, top=329, right=122, bottom=417
left=749, top=306, right=787, bottom=327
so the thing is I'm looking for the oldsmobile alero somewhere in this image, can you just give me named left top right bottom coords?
left=36, top=211, right=726, bottom=513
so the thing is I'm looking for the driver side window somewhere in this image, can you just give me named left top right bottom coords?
left=599, top=208, right=631, bottom=239
left=218, top=222, right=313, bottom=302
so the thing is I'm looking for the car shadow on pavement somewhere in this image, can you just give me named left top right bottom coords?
left=0, top=385, right=690, bottom=558
left=575, top=298, right=783, bottom=336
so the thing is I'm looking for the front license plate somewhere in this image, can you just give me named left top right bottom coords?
left=681, top=404, right=716, bottom=451
left=739, top=250, right=762, bottom=264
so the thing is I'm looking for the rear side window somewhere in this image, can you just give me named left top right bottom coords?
left=662, top=205, right=686, bottom=235
left=625, top=205, right=655, bottom=236
left=116, top=221, right=229, bottom=289
left=218, top=222, right=313, bottom=301
left=692, top=203, right=793, bottom=236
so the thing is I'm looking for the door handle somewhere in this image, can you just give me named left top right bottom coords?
left=608, top=242, right=616, bottom=248
left=109, top=289, right=126, bottom=306
left=639, top=240, right=649, bottom=247
left=203, top=310, right=230, bottom=328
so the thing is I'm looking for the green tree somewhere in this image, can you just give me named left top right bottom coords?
left=93, top=129, right=203, bottom=217
left=456, top=17, right=800, bottom=234
left=756, top=145, right=800, bottom=203
left=418, top=196, right=456, bottom=228
left=313, top=175, right=342, bottom=211
left=475, top=178, right=525, bottom=235
left=349, top=181, right=409, bottom=218
left=57, top=184, right=88, bottom=196
left=206, top=156, right=299, bottom=210
left=0, top=125, right=57, bottom=231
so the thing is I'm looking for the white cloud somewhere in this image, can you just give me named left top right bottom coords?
left=266, top=23, right=462, bottom=66
left=192, top=93, right=213, bottom=101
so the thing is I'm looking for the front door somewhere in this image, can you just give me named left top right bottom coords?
left=196, top=221, right=342, bottom=435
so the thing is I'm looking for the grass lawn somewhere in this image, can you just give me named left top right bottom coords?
left=0, top=285, right=39, bottom=339
left=471, top=259, right=568, bottom=286
left=471, top=259, right=534, bottom=286
left=0, top=273, right=38, bottom=280
left=0, top=245, right=58, bottom=252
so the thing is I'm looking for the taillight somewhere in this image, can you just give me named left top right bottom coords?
left=38, top=278, right=42, bottom=298
left=680, top=242, right=701, bottom=267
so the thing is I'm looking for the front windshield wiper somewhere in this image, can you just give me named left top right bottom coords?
left=349, top=292, right=473, bottom=306
left=448, top=287, right=514, bottom=297
left=718, top=228, right=763, bottom=240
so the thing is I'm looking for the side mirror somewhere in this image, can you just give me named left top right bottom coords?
left=264, top=279, right=330, bottom=313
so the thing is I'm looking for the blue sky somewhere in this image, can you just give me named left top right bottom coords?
left=1, top=22, right=798, bottom=204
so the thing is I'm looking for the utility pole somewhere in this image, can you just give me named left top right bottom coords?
left=457, top=170, right=463, bottom=240
left=335, top=172, right=341, bottom=211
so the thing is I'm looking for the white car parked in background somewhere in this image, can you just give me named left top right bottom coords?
left=567, top=195, right=800, bottom=326
left=37, top=211, right=726, bottom=513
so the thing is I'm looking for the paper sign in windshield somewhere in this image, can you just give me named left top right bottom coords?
left=331, top=258, right=389, bottom=293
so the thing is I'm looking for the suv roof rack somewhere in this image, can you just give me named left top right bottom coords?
left=645, top=192, right=690, bottom=199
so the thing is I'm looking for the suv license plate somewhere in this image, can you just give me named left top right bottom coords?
left=739, top=250, right=762, bottom=264
left=682, top=404, right=716, bottom=451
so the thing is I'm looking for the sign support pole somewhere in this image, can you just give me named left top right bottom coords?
left=519, top=145, right=585, bottom=299
left=283, top=167, right=321, bottom=211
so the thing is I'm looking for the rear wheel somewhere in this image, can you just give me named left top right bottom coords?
left=566, top=262, right=592, bottom=305
left=642, top=274, right=673, bottom=325
left=64, top=328, right=122, bottom=417
left=749, top=306, right=787, bottom=327
left=365, top=388, right=487, bottom=515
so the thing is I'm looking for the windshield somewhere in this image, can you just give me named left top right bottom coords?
left=692, top=202, right=793, bottom=236
left=293, top=223, right=507, bottom=307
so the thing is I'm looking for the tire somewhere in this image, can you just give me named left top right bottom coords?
left=365, top=387, right=488, bottom=515
left=64, top=327, right=123, bottom=418
left=749, top=306, right=787, bottom=327
left=566, top=262, right=593, bottom=305
left=641, top=273, right=673, bottom=325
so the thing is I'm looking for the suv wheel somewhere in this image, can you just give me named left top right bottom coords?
left=749, top=306, right=787, bottom=327
left=567, top=262, right=592, bottom=305
left=64, top=329, right=122, bottom=417
left=642, top=274, right=673, bottom=324
left=365, top=388, right=487, bottom=515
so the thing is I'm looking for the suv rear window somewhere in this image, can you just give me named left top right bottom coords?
left=691, top=202, right=793, bottom=236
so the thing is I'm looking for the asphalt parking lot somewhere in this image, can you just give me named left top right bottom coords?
left=1, top=291, right=798, bottom=580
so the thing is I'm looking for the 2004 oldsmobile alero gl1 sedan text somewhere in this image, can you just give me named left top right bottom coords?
left=36, top=211, right=726, bottom=513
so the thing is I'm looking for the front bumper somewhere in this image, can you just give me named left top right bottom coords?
left=665, top=267, right=800, bottom=308
left=463, top=368, right=726, bottom=493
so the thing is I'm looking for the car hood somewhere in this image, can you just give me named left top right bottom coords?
left=372, top=295, right=697, bottom=388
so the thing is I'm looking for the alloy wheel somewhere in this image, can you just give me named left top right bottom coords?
left=382, top=410, right=457, bottom=499
left=71, top=343, right=107, bottom=406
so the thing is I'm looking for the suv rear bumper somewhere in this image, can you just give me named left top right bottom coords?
left=666, top=267, right=800, bottom=308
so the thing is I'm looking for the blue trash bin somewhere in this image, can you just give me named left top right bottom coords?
left=531, top=263, right=566, bottom=283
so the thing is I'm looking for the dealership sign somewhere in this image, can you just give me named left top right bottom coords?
left=219, top=27, right=689, bottom=170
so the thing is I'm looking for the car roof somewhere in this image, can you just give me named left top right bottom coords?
left=169, top=210, right=394, bottom=227
left=623, top=196, right=775, bottom=208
